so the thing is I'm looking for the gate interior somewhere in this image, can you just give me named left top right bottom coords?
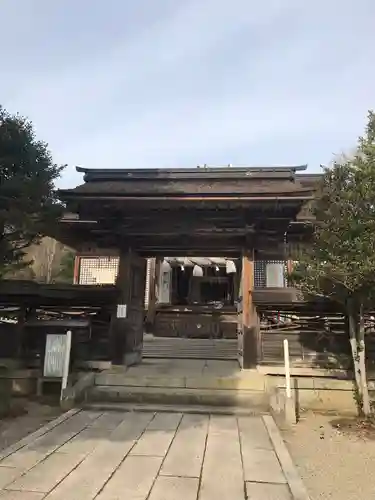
left=143, top=256, right=239, bottom=361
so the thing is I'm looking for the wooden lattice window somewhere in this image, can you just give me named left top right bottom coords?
left=78, top=257, right=119, bottom=285
left=254, top=260, right=286, bottom=288
left=254, top=261, right=266, bottom=288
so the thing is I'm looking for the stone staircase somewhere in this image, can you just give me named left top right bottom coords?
left=142, top=335, right=238, bottom=360
left=83, top=359, right=269, bottom=414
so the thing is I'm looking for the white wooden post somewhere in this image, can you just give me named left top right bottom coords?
left=158, top=261, right=172, bottom=304
left=60, top=330, right=72, bottom=401
left=283, top=338, right=291, bottom=398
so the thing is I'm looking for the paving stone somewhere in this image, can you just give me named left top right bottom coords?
left=147, top=412, right=182, bottom=431
left=208, top=414, right=239, bottom=434
left=262, top=415, right=310, bottom=500
left=0, top=423, right=80, bottom=471
left=87, top=411, right=126, bottom=430
left=238, top=416, right=273, bottom=450
left=0, top=410, right=80, bottom=462
left=241, top=448, right=286, bottom=484
left=52, top=411, right=101, bottom=432
left=6, top=452, right=83, bottom=493
left=26, top=429, right=79, bottom=453
left=0, top=492, right=45, bottom=500
left=21, top=410, right=101, bottom=455
left=161, top=414, right=208, bottom=478
left=57, top=428, right=111, bottom=457
left=199, top=416, right=245, bottom=500
left=44, top=412, right=154, bottom=500
left=0, top=467, right=22, bottom=489
left=148, top=476, right=199, bottom=500
left=246, top=481, right=292, bottom=500
left=0, top=490, right=45, bottom=500
left=96, top=456, right=162, bottom=500
left=130, top=430, right=175, bottom=457
left=0, top=450, right=47, bottom=472
left=0, top=411, right=307, bottom=500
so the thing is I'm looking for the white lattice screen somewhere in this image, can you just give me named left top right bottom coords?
left=78, top=257, right=119, bottom=285
left=78, top=257, right=153, bottom=308
left=254, top=261, right=266, bottom=288
left=254, top=260, right=286, bottom=288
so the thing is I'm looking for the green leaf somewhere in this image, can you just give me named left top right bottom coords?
left=289, top=110, right=375, bottom=312
left=0, top=105, right=65, bottom=276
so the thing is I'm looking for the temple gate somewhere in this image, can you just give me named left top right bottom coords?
left=56, top=165, right=318, bottom=368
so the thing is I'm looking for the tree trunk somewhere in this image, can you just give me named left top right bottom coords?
left=348, top=310, right=363, bottom=414
left=45, top=238, right=57, bottom=284
left=358, top=303, right=371, bottom=416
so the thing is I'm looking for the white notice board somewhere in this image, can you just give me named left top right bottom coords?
left=43, top=334, right=68, bottom=378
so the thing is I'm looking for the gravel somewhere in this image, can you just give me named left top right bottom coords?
left=282, top=412, right=375, bottom=500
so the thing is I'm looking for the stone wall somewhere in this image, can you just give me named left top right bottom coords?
left=0, top=367, right=11, bottom=416
left=265, top=375, right=359, bottom=415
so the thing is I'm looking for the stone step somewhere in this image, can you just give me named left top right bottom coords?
left=82, top=401, right=266, bottom=416
left=94, top=372, right=266, bottom=391
left=88, top=385, right=269, bottom=410
left=143, top=336, right=238, bottom=360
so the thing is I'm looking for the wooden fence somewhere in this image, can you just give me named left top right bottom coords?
left=258, top=306, right=375, bottom=369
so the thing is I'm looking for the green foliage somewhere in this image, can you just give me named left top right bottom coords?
left=290, top=111, right=375, bottom=415
left=290, top=110, right=375, bottom=310
left=0, top=106, right=64, bottom=277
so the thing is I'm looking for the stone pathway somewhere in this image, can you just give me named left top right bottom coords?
left=0, top=409, right=308, bottom=499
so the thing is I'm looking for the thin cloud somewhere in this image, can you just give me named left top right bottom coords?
left=1, top=0, right=374, bottom=188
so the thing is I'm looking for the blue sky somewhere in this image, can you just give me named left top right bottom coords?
left=1, top=0, right=374, bottom=188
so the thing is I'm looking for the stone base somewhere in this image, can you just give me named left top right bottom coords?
left=265, top=374, right=358, bottom=415
left=124, top=350, right=142, bottom=367
left=269, top=386, right=297, bottom=426
left=0, top=368, right=12, bottom=417
left=0, top=368, right=38, bottom=397
left=61, top=372, right=96, bottom=410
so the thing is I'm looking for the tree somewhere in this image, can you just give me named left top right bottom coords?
left=0, top=106, right=64, bottom=277
left=54, top=250, right=75, bottom=284
left=290, top=111, right=375, bottom=416
left=32, top=237, right=58, bottom=283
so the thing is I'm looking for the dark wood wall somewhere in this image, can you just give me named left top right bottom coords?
left=0, top=281, right=118, bottom=367
left=0, top=317, right=111, bottom=365
left=257, top=308, right=375, bottom=370
left=2, top=281, right=375, bottom=372
left=0, top=323, right=19, bottom=358
left=3, top=308, right=375, bottom=371
left=153, top=306, right=237, bottom=339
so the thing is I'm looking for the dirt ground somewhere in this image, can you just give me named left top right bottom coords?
left=282, top=412, right=375, bottom=500
left=0, top=398, right=62, bottom=452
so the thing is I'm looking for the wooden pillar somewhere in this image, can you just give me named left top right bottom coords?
left=242, top=251, right=255, bottom=327
left=73, top=256, right=80, bottom=284
left=110, top=248, right=146, bottom=366
left=15, top=306, right=26, bottom=360
left=239, top=249, right=259, bottom=369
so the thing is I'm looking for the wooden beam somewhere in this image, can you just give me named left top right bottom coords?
left=64, top=194, right=314, bottom=202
